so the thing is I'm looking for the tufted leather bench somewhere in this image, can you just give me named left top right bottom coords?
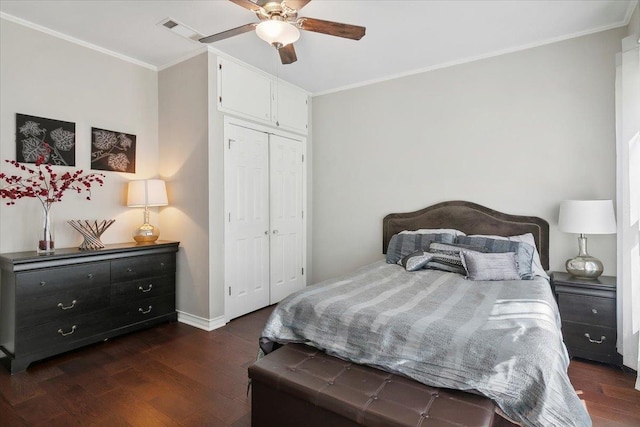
left=248, top=343, right=498, bottom=427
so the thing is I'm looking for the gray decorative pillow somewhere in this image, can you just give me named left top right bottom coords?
left=398, top=251, right=434, bottom=271
left=386, top=233, right=455, bottom=264
left=424, top=242, right=479, bottom=275
left=455, top=236, right=535, bottom=280
left=460, top=251, right=520, bottom=281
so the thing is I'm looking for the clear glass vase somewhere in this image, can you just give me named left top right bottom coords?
left=37, top=206, right=55, bottom=254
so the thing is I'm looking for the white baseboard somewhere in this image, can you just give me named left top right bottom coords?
left=177, top=310, right=226, bottom=331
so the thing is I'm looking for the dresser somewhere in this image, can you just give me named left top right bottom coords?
left=0, top=241, right=179, bottom=373
left=551, top=272, right=622, bottom=365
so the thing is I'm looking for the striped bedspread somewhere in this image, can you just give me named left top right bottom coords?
left=260, top=260, right=591, bottom=427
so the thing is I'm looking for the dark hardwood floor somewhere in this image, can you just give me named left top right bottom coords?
left=1, top=306, right=638, bottom=426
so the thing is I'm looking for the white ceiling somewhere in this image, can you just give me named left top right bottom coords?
left=0, top=0, right=636, bottom=94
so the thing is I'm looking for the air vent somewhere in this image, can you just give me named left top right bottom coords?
left=158, top=18, right=203, bottom=42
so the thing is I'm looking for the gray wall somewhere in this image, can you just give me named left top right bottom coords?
left=629, top=3, right=639, bottom=36
left=158, top=53, right=212, bottom=320
left=311, top=28, right=625, bottom=283
left=0, top=18, right=159, bottom=253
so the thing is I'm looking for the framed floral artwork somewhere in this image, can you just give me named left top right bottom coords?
left=16, top=113, right=76, bottom=166
left=90, top=127, right=136, bottom=173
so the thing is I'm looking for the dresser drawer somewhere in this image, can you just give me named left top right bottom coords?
left=15, top=308, right=112, bottom=355
left=562, top=321, right=617, bottom=361
left=111, top=253, right=175, bottom=282
left=111, top=275, right=174, bottom=305
left=112, top=293, right=176, bottom=329
left=557, top=294, right=616, bottom=328
left=16, top=262, right=110, bottom=298
left=17, top=285, right=110, bottom=327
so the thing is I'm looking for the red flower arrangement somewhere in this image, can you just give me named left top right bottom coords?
left=0, top=144, right=105, bottom=252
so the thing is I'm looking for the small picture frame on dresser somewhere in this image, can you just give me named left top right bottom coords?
left=551, top=272, right=623, bottom=365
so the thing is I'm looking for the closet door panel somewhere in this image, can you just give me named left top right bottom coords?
left=218, top=58, right=272, bottom=123
left=269, top=135, right=304, bottom=304
left=225, top=124, right=270, bottom=320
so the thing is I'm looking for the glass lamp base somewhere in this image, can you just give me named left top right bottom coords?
left=133, top=223, right=160, bottom=243
left=565, top=255, right=604, bottom=279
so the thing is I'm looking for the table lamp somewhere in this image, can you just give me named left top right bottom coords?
left=127, top=179, right=168, bottom=243
left=558, top=200, right=616, bottom=279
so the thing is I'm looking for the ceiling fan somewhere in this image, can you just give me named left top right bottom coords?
left=199, top=0, right=366, bottom=65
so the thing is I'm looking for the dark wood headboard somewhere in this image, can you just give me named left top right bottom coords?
left=382, top=201, right=550, bottom=270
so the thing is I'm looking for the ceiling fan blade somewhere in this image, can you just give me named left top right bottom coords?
left=230, top=0, right=263, bottom=12
left=278, top=44, right=297, bottom=64
left=298, top=17, right=365, bottom=40
left=284, top=0, right=311, bottom=11
left=199, top=23, right=256, bottom=44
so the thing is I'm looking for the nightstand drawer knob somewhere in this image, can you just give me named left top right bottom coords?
left=138, top=306, right=152, bottom=315
left=591, top=308, right=598, bottom=314
left=57, top=300, right=77, bottom=310
left=58, top=325, right=77, bottom=337
left=138, top=284, right=153, bottom=293
left=584, top=333, right=606, bottom=344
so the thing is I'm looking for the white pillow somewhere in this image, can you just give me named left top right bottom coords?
left=400, top=228, right=466, bottom=236
left=467, top=233, right=548, bottom=279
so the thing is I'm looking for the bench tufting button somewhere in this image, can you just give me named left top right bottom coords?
left=327, top=381, right=334, bottom=385
left=421, top=413, right=427, bottom=417
left=371, top=395, right=378, bottom=400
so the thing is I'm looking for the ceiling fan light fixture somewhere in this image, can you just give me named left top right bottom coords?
left=255, top=20, right=300, bottom=48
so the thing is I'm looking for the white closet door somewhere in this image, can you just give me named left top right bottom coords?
left=225, top=124, right=270, bottom=320
left=269, top=134, right=304, bottom=303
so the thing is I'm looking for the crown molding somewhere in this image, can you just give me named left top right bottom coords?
left=0, top=12, right=157, bottom=71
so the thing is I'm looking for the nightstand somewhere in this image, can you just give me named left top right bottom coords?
left=551, top=272, right=622, bottom=365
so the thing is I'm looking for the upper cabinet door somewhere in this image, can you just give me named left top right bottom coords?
left=218, top=58, right=272, bottom=123
left=274, top=80, right=309, bottom=135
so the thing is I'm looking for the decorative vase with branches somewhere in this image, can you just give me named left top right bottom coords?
left=0, top=145, right=105, bottom=254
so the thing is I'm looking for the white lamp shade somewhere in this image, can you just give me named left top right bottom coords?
left=558, top=200, right=616, bottom=234
left=127, top=179, right=168, bottom=207
left=255, top=20, right=300, bottom=46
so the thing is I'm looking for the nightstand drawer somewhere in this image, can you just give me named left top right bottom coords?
left=557, top=294, right=616, bottom=328
left=562, top=322, right=618, bottom=361
left=111, top=275, right=174, bottom=305
left=16, top=262, right=110, bottom=298
left=111, top=253, right=175, bottom=282
left=17, top=285, right=110, bottom=327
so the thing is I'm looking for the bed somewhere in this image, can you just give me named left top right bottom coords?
left=257, top=201, right=590, bottom=427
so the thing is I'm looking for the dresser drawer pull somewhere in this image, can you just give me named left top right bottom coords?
left=591, top=308, right=598, bottom=314
left=126, top=268, right=133, bottom=273
left=58, top=325, right=77, bottom=337
left=139, top=306, right=153, bottom=314
left=160, top=262, right=165, bottom=268
left=584, top=333, right=606, bottom=344
left=57, top=300, right=77, bottom=310
left=40, top=281, right=46, bottom=287
left=138, top=284, right=153, bottom=293
left=87, top=273, right=94, bottom=279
